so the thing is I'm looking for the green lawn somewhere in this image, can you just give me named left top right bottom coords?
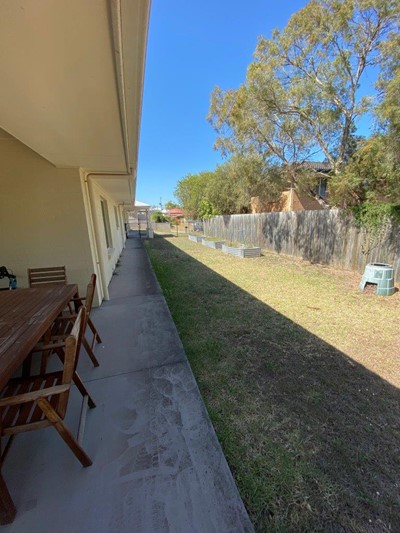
left=145, top=234, right=400, bottom=533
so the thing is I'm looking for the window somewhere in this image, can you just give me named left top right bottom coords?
left=114, top=206, right=120, bottom=228
left=100, top=198, right=113, bottom=249
left=316, top=178, right=328, bottom=198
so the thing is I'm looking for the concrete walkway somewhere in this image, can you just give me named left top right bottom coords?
left=3, top=236, right=253, bottom=532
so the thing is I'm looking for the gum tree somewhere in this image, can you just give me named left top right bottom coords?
left=208, top=0, right=398, bottom=184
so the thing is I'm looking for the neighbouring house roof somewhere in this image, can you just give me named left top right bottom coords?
left=251, top=189, right=325, bottom=214
left=167, top=209, right=184, bottom=216
left=135, top=201, right=151, bottom=208
left=251, top=160, right=333, bottom=214
left=301, top=161, right=333, bottom=172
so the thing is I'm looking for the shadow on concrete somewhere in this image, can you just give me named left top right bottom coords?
left=148, top=235, right=400, bottom=532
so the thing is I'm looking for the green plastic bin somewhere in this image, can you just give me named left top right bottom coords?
left=359, top=263, right=395, bottom=296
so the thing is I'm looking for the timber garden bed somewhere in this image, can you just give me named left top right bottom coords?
left=145, top=234, right=400, bottom=533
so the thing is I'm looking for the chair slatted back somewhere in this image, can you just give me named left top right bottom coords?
left=57, top=307, right=86, bottom=417
left=28, top=266, right=67, bottom=288
left=68, top=273, right=100, bottom=368
left=84, top=274, right=97, bottom=316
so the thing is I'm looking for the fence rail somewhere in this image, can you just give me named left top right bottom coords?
left=203, top=209, right=400, bottom=282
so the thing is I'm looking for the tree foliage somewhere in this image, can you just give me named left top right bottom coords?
left=329, top=132, right=400, bottom=249
left=353, top=200, right=400, bottom=255
left=164, top=200, right=180, bottom=210
left=328, top=3, right=400, bottom=221
left=174, top=171, right=214, bottom=219
left=330, top=135, right=400, bottom=207
left=376, top=13, right=400, bottom=139
left=151, top=211, right=168, bottom=223
left=208, top=0, right=398, bottom=182
left=205, top=0, right=399, bottom=236
left=174, top=155, right=284, bottom=218
left=161, top=1, right=400, bottom=226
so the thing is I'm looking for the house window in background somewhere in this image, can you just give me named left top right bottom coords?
left=100, top=198, right=113, bottom=249
left=316, top=178, right=328, bottom=198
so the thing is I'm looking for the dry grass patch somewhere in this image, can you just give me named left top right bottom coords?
left=145, top=235, right=400, bottom=533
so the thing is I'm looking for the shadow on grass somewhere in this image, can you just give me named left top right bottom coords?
left=146, top=235, right=400, bottom=533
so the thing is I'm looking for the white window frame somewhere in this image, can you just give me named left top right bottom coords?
left=100, top=198, right=113, bottom=250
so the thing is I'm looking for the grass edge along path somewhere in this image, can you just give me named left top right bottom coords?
left=144, top=235, right=400, bottom=533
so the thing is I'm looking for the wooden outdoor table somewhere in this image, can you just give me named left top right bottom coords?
left=0, top=284, right=78, bottom=524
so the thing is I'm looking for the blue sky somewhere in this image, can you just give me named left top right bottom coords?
left=136, top=0, right=376, bottom=207
left=136, top=0, right=311, bottom=206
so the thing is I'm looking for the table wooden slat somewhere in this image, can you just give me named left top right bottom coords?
left=0, top=285, right=78, bottom=390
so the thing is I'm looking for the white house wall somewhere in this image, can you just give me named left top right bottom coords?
left=0, top=0, right=151, bottom=304
left=87, top=178, right=126, bottom=292
left=0, top=130, right=94, bottom=296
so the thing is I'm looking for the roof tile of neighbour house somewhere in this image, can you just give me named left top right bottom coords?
left=167, top=208, right=184, bottom=216
left=301, top=161, right=333, bottom=172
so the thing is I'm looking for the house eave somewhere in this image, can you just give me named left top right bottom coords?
left=0, top=0, right=150, bottom=203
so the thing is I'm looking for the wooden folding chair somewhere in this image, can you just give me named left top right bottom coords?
left=33, top=310, right=96, bottom=409
left=0, top=308, right=93, bottom=469
left=36, top=274, right=101, bottom=373
left=61, top=274, right=102, bottom=368
left=71, top=274, right=102, bottom=346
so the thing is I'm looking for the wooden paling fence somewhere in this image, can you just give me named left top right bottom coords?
left=203, top=209, right=400, bottom=282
